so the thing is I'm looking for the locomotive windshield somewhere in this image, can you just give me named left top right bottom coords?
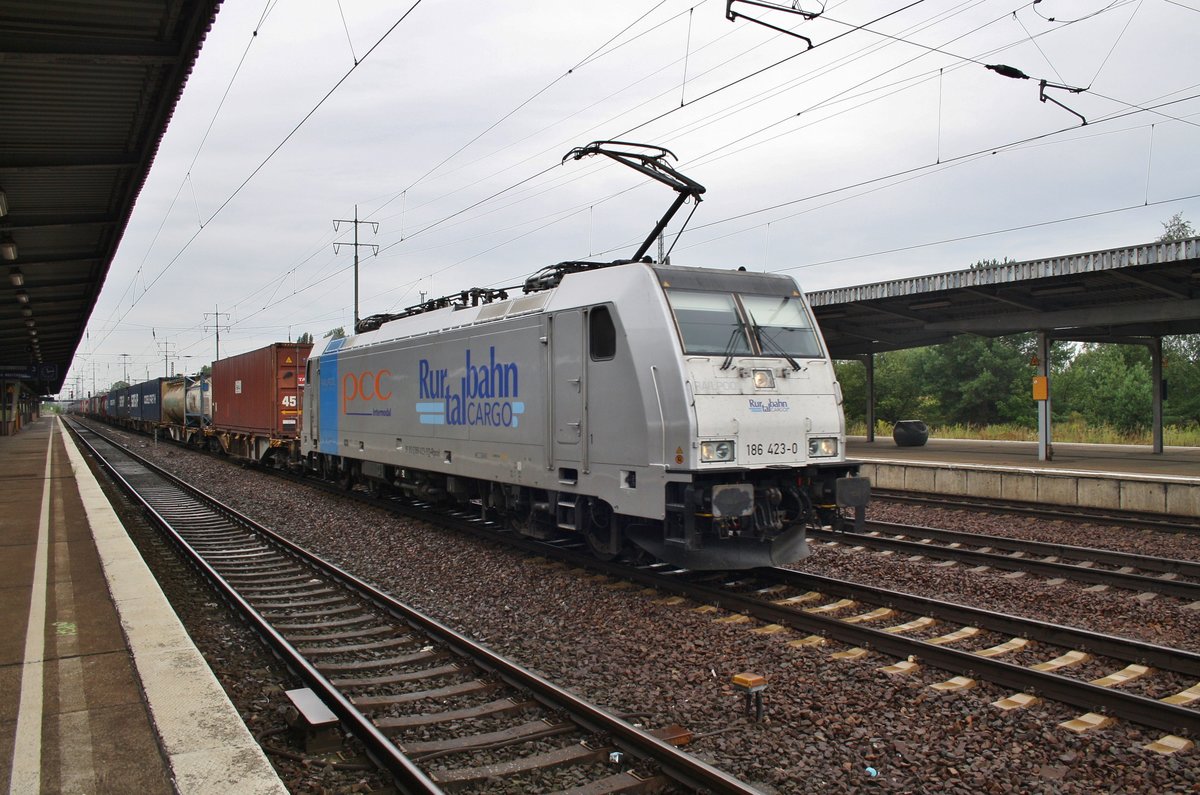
left=665, top=289, right=822, bottom=359
left=741, top=294, right=822, bottom=357
left=665, top=290, right=752, bottom=356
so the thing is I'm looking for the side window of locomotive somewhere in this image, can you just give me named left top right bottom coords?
left=664, top=290, right=751, bottom=356
left=589, top=306, right=616, bottom=361
left=740, top=294, right=823, bottom=358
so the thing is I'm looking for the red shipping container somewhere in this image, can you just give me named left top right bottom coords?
left=211, top=342, right=312, bottom=437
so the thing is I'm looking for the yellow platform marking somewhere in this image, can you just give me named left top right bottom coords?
left=993, top=692, right=1041, bottom=711
left=883, top=616, right=937, bottom=634
left=975, top=637, right=1030, bottom=658
left=714, top=614, right=752, bottom=624
left=831, top=647, right=870, bottom=660
left=788, top=635, right=827, bottom=648
left=843, top=607, right=896, bottom=624
left=1090, top=664, right=1153, bottom=687
left=1031, top=650, right=1091, bottom=672
left=1161, top=681, right=1200, bottom=706
left=805, top=598, right=857, bottom=615
left=879, top=660, right=921, bottom=675
left=773, top=591, right=822, bottom=606
left=927, top=626, right=980, bottom=645
left=930, top=676, right=977, bottom=692
left=1059, top=712, right=1115, bottom=733
left=693, top=605, right=719, bottom=614
left=749, top=624, right=788, bottom=635
left=1144, top=735, right=1194, bottom=755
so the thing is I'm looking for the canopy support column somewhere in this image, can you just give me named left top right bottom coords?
left=1037, top=332, right=1052, bottom=462
left=1151, top=337, right=1164, bottom=454
left=864, top=353, right=875, bottom=443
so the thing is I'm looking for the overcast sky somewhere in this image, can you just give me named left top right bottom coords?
left=63, top=0, right=1200, bottom=394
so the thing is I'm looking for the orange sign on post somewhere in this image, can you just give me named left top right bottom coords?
left=1032, top=375, right=1048, bottom=401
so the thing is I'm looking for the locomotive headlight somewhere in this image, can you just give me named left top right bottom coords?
left=701, top=440, right=736, bottom=463
left=808, top=437, right=839, bottom=457
left=752, top=369, right=775, bottom=389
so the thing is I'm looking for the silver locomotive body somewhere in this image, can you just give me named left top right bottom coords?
left=302, top=261, right=867, bottom=569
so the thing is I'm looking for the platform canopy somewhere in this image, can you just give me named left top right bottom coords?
left=0, top=0, right=223, bottom=397
left=809, top=236, right=1200, bottom=459
left=809, top=237, right=1200, bottom=358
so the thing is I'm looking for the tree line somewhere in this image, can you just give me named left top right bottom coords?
left=833, top=333, right=1200, bottom=433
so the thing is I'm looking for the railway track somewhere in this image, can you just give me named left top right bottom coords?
left=333, top=496, right=1200, bottom=750
left=564, top=558, right=1200, bottom=753
left=264, top=464, right=1200, bottom=750
left=73, top=418, right=1200, bottom=756
left=872, top=488, right=1200, bottom=536
left=66, top=419, right=762, bottom=794
left=809, top=522, right=1200, bottom=601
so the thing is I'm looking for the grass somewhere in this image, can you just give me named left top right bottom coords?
left=847, top=419, right=1200, bottom=447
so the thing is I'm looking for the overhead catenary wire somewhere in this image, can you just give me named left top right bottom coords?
left=88, top=0, right=427, bottom=353
left=74, top=1, right=1198, bottom=385
left=211, top=3, right=1195, bottom=343
left=140, top=1, right=717, bottom=359
left=211, top=0, right=995, bottom=321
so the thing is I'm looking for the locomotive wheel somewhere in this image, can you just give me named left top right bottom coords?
left=509, top=505, right=532, bottom=533
left=584, top=499, right=619, bottom=560
left=584, top=525, right=618, bottom=560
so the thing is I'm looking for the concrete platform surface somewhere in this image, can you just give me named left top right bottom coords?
left=0, top=417, right=287, bottom=794
left=848, top=437, right=1200, bottom=517
left=849, top=436, right=1200, bottom=480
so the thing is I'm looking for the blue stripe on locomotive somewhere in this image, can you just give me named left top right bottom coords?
left=318, top=337, right=346, bottom=454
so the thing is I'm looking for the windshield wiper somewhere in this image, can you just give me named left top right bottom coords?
left=719, top=326, right=746, bottom=370
left=753, top=323, right=801, bottom=371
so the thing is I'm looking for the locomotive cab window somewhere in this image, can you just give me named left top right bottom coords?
left=664, top=288, right=822, bottom=360
left=589, top=306, right=617, bottom=361
left=665, top=290, right=751, bottom=356
left=741, top=294, right=822, bottom=358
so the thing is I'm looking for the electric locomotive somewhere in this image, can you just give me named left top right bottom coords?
left=300, top=142, right=868, bottom=569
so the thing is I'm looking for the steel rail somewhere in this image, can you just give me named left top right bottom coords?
left=871, top=488, right=1200, bottom=535
left=66, top=421, right=443, bottom=794
left=67, top=420, right=761, bottom=795
left=574, top=558, right=1200, bottom=738
left=767, top=569, right=1200, bottom=678
left=808, top=528, right=1200, bottom=601
left=72, top=419, right=1200, bottom=740
left=386, top=513, right=1200, bottom=737
left=855, top=520, right=1200, bottom=579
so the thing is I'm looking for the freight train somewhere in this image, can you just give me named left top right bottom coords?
left=73, top=142, right=869, bottom=569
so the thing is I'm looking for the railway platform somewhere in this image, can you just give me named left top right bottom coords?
left=848, top=436, right=1200, bottom=518
left=0, top=416, right=285, bottom=793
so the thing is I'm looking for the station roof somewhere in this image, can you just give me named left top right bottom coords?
left=809, top=237, right=1200, bottom=358
left=0, top=0, right=222, bottom=396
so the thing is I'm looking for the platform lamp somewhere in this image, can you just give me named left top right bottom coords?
left=0, top=234, right=16, bottom=261
left=0, top=187, right=8, bottom=217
